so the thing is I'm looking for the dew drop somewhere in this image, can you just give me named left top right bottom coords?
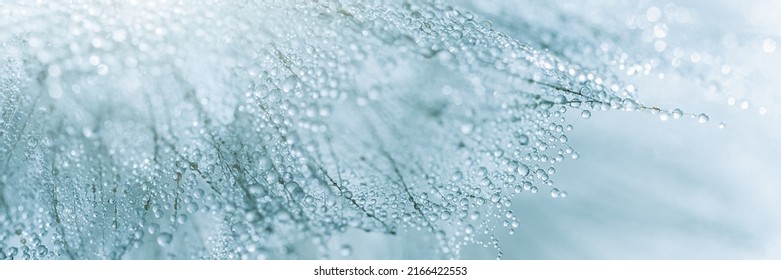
left=281, top=76, right=298, bottom=93
left=147, top=223, right=160, bottom=234
left=622, top=99, right=637, bottom=111
left=339, top=244, right=352, bottom=257
left=518, top=134, right=530, bottom=145
left=452, top=171, right=464, bottom=181
left=258, top=156, right=273, bottom=171
left=672, top=108, right=683, bottom=119
left=697, top=113, right=709, bottom=123
left=659, top=112, right=670, bottom=121
left=157, top=233, right=173, bottom=246
left=517, top=163, right=530, bottom=177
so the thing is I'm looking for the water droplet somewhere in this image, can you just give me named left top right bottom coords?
left=539, top=100, right=554, bottom=110
left=622, top=99, right=637, bottom=111
left=452, top=171, right=464, bottom=181
left=581, top=110, right=592, bottom=119
left=157, top=233, right=173, bottom=246
left=517, top=163, right=530, bottom=177
left=193, top=188, right=205, bottom=199
left=285, top=181, right=303, bottom=199
left=672, top=108, right=683, bottom=119
left=245, top=211, right=261, bottom=222
left=518, top=134, right=530, bottom=145
left=659, top=112, right=670, bottom=121
left=339, top=245, right=352, bottom=257
left=550, top=188, right=560, bottom=198
left=258, top=156, right=273, bottom=171
left=697, top=113, right=709, bottom=123
left=281, top=76, right=298, bottom=93
left=147, top=223, right=160, bottom=234
left=465, top=225, right=475, bottom=234
left=176, top=214, right=189, bottom=224
left=265, top=171, right=279, bottom=184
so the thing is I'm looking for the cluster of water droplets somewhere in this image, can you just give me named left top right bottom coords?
left=0, top=0, right=723, bottom=259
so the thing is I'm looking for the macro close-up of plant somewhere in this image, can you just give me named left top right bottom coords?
left=1, top=0, right=779, bottom=260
